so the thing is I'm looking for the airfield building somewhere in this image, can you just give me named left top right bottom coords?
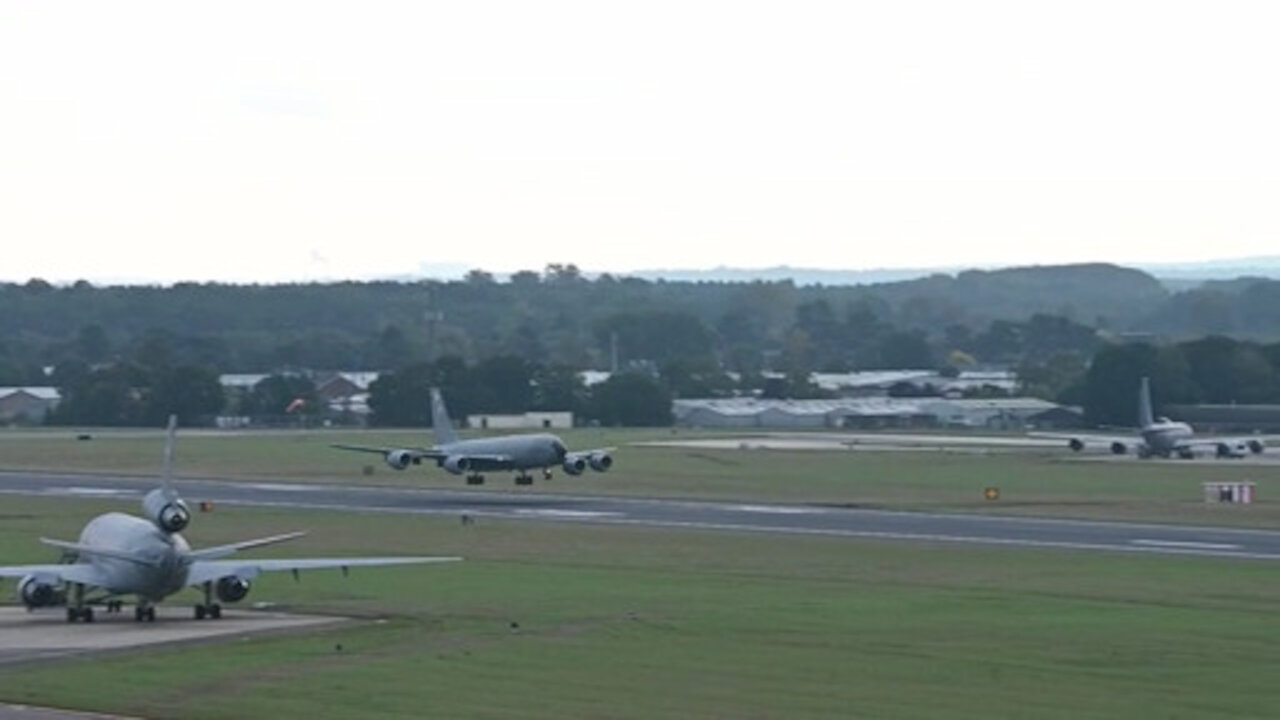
left=673, top=396, right=1062, bottom=430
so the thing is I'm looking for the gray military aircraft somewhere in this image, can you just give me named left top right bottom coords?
left=0, top=416, right=460, bottom=623
left=1038, top=377, right=1265, bottom=459
left=332, top=388, right=614, bottom=485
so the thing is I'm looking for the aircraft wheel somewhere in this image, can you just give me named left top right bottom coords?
left=66, top=607, right=78, bottom=623
left=146, top=607, right=156, bottom=622
left=83, top=607, right=94, bottom=623
left=135, top=606, right=145, bottom=622
left=195, top=604, right=206, bottom=620
left=211, top=604, right=222, bottom=620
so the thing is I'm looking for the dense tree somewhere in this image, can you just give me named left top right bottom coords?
left=143, top=365, right=225, bottom=425
left=241, top=374, right=320, bottom=418
left=1080, top=343, right=1159, bottom=426
left=587, top=372, right=673, bottom=427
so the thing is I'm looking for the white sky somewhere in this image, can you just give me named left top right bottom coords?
left=2, top=1, right=1278, bottom=284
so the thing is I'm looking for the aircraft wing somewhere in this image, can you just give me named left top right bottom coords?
left=185, top=556, right=461, bottom=586
left=329, top=444, right=446, bottom=460
left=565, top=446, right=616, bottom=458
left=1027, top=432, right=1136, bottom=452
left=0, top=562, right=111, bottom=588
left=1170, top=436, right=1267, bottom=456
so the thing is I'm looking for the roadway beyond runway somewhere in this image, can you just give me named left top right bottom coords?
left=2, top=471, right=1280, bottom=561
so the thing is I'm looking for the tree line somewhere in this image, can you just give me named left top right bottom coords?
left=40, top=332, right=1280, bottom=430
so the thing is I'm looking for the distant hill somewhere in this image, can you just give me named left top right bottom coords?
left=625, top=265, right=960, bottom=286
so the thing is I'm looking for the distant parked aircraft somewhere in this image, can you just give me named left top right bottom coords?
left=332, top=388, right=614, bottom=485
left=1039, top=377, right=1265, bottom=459
left=0, top=416, right=459, bottom=623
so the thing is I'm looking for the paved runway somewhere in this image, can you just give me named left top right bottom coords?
left=3, top=471, right=1280, bottom=560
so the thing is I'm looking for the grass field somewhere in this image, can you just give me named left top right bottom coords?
left=0, top=494, right=1277, bottom=719
left=2, top=425, right=1279, bottom=527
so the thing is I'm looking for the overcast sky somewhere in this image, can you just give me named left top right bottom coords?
left=2, top=1, right=1278, bottom=284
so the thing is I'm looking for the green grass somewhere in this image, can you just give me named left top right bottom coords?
left=0, top=495, right=1278, bottom=719
left=2, top=426, right=1279, bottom=527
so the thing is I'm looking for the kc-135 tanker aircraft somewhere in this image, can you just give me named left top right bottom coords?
left=1038, top=377, right=1265, bottom=459
left=0, top=416, right=459, bottom=623
left=333, top=388, right=615, bottom=485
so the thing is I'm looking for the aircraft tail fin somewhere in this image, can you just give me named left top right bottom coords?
left=1138, top=376, right=1155, bottom=427
left=161, top=414, right=178, bottom=494
left=430, top=388, right=459, bottom=445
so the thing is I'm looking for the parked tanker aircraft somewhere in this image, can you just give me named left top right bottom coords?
left=0, top=416, right=460, bottom=623
left=1039, top=377, right=1265, bottom=459
left=332, top=388, right=614, bottom=485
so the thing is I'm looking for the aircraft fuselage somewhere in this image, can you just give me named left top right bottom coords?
left=77, top=512, right=191, bottom=601
left=437, top=433, right=567, bottom=471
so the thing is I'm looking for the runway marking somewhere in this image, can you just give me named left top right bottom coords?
left=243, top=483, right=316, bottom=492
left=49, top=487, right=135, bottom=497
left=1131, top=539, right=1241, bottom=550
left=728, top=504, right=824, bottom=515
left=512, top=509, right=622, bottom=519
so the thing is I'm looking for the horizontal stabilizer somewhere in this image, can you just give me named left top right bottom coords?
left=186, top=531, right=308, bottom=561
left=38, top=538, right=160, bottom=567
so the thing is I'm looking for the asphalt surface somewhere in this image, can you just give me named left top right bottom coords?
left=2, top=471, right=1280, bottom=561
left=0, top=606, right=343, bottom=668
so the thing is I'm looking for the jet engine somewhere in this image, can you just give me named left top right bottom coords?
left=385, top=449, right=414, bottom=470
left=562, top=457, right=586, bottom=475
left=18, top=575, right=64, bottom=608
left=1248, top=439, right=1265, bottom=454
left=1110, top=442, right=1127, bottom=455
left=142, top=488, right=190, bottom=533
left=216, top=576, right=252, bottom=603
left=442, top=456, right=471, bottom=475
left=588, top=452, right=613, bottom=472
left=1067, top=438, right=1084, bottom=452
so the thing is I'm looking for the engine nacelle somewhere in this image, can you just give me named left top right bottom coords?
left=142, top=488, right=190, bottom=533
left=385, top=449, right=414, bottom=470
left=442, top=455, right=471, bottom=475
left=1067, top=438, right=1084, bottom=452
left=588, top=452, right=613, bottom=472
left=1248, top=439, right=1265, bottom=454
left=216, top=576, right=252, bottom=603
left=1110, top=441, right=1127, bottom=456
left=562, top=457, right=586, bottom=476
left=18, top=575, right=64, bottom=608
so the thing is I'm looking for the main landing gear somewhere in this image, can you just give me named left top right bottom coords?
left=66, top=606, right=94, bottom=623
left=134, top=604, right=156, bottom=622
left=65, top=583, right=93, bottom=623
left=466, top=473, right=485, bottom=485
left=194, top=581, right=223, bottom=620
left=514, top=472, right=534, bottom=486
